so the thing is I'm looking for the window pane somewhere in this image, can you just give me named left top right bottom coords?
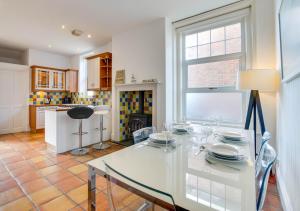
left=185, top=33, right=197, bottom=47
left=187, top=59, right=240, bottom=88
left=198, top=31, right=210, bottom=45
left=198, top=44, right=210, bottom=58
left=186, top=92, right=243, bottom=123
left=185, top=47, right=197, bottom=60
left=211, top=41, right=225, bottom=56
left=226, top=38, right=241, bottom=54
left=211, top=27, right=225, bottom=42
left=225, top=23, right=241, bottom=39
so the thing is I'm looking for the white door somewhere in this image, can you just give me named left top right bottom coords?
left=0, top=63, right=29, bottom=134
left=87, top=58, right=99, bottom=89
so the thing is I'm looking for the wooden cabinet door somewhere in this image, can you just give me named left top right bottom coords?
left=87, top=58, right=99, bottom=90
left=66, top=70, right=78, bottom=92
left=51, top=71, right=65, bottom=90
left=35, top=69, right=50, bottom=90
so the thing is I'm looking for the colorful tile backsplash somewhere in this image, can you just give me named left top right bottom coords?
left=28, top=91, right=111, bottom=106
left=71, top=91, right=111, bottom=106
left=119, top=90, right=152, bottom=141
left=28, top=91, right=70, bottom=105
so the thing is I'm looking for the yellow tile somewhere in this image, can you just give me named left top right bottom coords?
left=0, top=197, right=33, bottom=211
left=74, top=155, right=94, bottom=163
left=39, top=165, right=61, bottom=176
left=40, top=195, right=76, bottom=211
left=67, top=184, right=88, bottom=204
left=30, top=186, right=62, bottom=205
left=68, top=164, right=88, bottom=175
left=30, top=156, right=46, bottom=163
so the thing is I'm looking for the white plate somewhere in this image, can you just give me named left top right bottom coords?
left=173, top=124, right=193, bottom=132
left=149, top=133, right=173, bottom=142
left=206, top=153, right=247, bottom=164
left=217, top=131, right=245, bottom=139
left=208, top=143, right=241, bottom=157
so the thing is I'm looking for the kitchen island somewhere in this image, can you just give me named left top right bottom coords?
left=45, top=105, right=111, bottom=153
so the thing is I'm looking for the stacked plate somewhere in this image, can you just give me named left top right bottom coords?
left=216, top=131, right=248, bottom=145
left=149, top=133, right=175, bottom=145
left=206, top=144, right=247, bottom=164
left=172, top=123, right=193, bottom=134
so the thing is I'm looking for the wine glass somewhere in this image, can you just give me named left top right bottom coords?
left=163, top=122, right=171, bottom=152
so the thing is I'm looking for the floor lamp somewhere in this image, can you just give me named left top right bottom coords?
left=237, top=69, right=279, bottom=156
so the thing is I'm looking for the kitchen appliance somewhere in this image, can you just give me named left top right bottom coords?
left=63, top=97, right=72, bottom=104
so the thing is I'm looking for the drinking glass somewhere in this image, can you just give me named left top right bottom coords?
left=163, top=122, right=171, bottom=152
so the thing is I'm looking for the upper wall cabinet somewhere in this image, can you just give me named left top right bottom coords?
left=86, top=52, right=112, bottom=91
left=66, top=69, right=78, bottom=93
left=31, top=66, right=66, bottom=92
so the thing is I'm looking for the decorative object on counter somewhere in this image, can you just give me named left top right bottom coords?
left=45, top=95, right=51, bottom=104
left=93, top=110, right=111, bottom=150
left=142, top=79, right=159, bottom=83
left=115, top=69, right=125, bottom=84
left=130, top=74, right=137, bottom=83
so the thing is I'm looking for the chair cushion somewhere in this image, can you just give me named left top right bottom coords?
left=67, top=107, right=94, bottom=119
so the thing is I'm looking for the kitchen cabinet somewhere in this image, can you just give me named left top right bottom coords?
left=29, top=105, right=58, bottom=132
left=86, top=52, right=112, bottom=91
left=87, top=57, right=100, bottom=90
left=66, top=69, right=78, bottom=93
left=31, top=66, right=66, bottom=92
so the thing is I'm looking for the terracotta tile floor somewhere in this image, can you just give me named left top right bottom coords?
left=0, top=132, right=124, bottom=211
left=0, top=132, right=283, bottom=211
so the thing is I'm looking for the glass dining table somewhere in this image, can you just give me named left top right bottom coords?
left=87, top=125, right=256, bottom=211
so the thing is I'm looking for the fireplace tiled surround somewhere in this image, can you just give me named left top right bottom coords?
left=28, top=91, right=112, bottom=106
left=114, top=82, right=159, bottom=142
left=119, top=90, right=152, bottom=141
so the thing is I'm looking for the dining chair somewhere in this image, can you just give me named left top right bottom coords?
left=133, top=127, right=156, bottom=144
left=255, top=131, right=271, bottom=177
left=256, top=143, right=277, bottom=211
left=104, top=161, right=176, bottom=211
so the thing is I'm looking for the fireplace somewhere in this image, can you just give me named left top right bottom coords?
left=128, top=91, right=152, bottom=139
left=114, top=82, right=158, bottom=144
left=119, top=90, right=152, bottom=144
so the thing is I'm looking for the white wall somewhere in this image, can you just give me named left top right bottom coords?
left=251, top=0, right=277, bottom=148
left=274, top=0, right=300, bottom=210
left=27, top=49, right=71, bottom=69
left=111, top=18, right=166, bottom=141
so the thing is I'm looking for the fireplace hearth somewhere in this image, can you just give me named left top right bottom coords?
left=127, top=91, right=152, bottom=140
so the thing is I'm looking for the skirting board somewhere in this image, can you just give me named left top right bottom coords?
left=276, top=167, right=293, bottom=211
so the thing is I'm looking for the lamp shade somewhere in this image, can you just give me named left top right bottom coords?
left=236, top=69, right=279, bottom=92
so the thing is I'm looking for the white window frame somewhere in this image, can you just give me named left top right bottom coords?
left=175, top=8, right=252, bottom=125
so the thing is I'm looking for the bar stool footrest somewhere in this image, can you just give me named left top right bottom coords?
left=93, top=142, right=111, bottom=150
left=71, top=148, right=89, bottom=155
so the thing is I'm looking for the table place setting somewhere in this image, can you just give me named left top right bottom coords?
left=172, top=123, right=194, bottom=135
left=142, top=132, right=177, bottom=151
left=203, top=143, right=249, bottom=171
left=215, top=130, right=249, bottom=145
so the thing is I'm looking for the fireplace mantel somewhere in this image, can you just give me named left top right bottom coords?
left=114, top=82, right=159, bottom=142
left=115, top=82, right=160, bottom=91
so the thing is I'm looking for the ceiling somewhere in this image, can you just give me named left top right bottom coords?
left=0, top=0, right=238, bottom=55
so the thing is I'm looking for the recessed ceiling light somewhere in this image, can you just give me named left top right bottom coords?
left=61, top=25, right=65, bottom=29
left=87, top=34, right=92, bottom=38
left=48, top=44, right=52, bottom=48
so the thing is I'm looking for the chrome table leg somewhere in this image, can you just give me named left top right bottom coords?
left=88, top=166, right=96, bottom=211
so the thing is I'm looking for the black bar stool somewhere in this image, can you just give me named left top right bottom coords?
left=67, top=107, right=94, bottom=155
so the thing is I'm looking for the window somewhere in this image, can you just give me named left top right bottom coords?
left=177, top=11, right=250, bottom=124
